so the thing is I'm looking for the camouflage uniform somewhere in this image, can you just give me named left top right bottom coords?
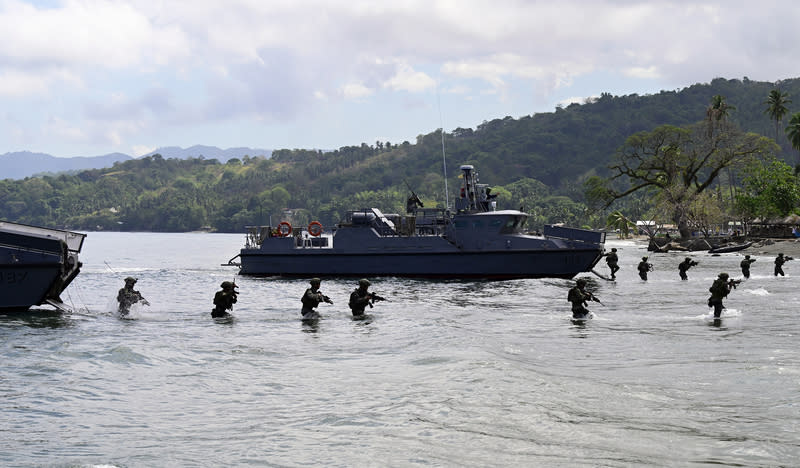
left=567, top=279, right=592, bottom=319
left=213, top=281, right=238, bottom=318
left=678, top=258, right=697, bottom=281
left=708, top=273, right=732, bottom=318
left=604, top=248, right=620, bottom=279
left=348, top=279, right=373, bottom=316
left=301, top=278, right=330, bottom=319
left=774, top=253, right=789, bottom=276
left=637, top=257, right=652, bottom=281
left=740, top=255, right=756, bottom=278
left=117, top=277, right=147, bottom=316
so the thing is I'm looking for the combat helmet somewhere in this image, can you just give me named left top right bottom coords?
left=576, top=278, right=587, bottom=287
left=124, top=276, right=137, bottom=284
left=310, top=277, right=321, bottom=285
left=719, top=272, right=729, bottom=279
left=358, top=278, right=371, bottom=287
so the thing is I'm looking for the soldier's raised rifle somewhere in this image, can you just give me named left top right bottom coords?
left=586, top=292, right=604, bottom=306
left=367, top=292, right=387, bottom=308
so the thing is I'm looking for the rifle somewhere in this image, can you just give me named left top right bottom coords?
left=728, top=279, right=742, bottom=289
left=589, top=294, right=605, bottom=306
left=368, top=292, right=387, bottom=307
left=322, top=294, right=333, bottom=305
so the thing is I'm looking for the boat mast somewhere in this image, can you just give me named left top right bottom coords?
left=436, top=82, right=449, bottom=209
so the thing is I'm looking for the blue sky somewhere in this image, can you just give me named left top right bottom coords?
left=1, top=0, right=798, bottom=158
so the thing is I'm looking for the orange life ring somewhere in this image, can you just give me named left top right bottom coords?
left=278, top=221, right=292, bottom=237
left=308, top=221, right=323, bottom=237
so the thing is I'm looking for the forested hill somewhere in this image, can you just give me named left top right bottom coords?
left=2, top=77, right=799, bottom=232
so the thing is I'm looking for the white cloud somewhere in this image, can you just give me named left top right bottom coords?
left=132, top=145, right=156, bottom=157
left=624, top=66, right=661, bottom=79
left=0, top=0, right=190, bottom=69
left=340, top=82, right=374, bottom=99
left=383, top=64, right=436, bottom=93
left=2, top=0, right=800, bottom=156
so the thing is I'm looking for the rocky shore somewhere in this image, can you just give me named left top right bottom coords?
left=742, top=237, right=800, bottom=257
left=646, top=235, right=800, bottom=257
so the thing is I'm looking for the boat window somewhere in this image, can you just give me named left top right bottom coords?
left=454, top=219, right=468, bottom=229
left=499, top=216, right=524, bottom=234
left=489, top=219, right=503, bottom=229
left=471, top=220, right=484, bottom=229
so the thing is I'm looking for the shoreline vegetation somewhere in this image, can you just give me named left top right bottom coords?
left=3, top=77, right=800, bottom=234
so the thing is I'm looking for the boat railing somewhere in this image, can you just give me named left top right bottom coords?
left=244, top=226, right=270, bottom=248
left=293, top=230, right=332, bottom=249
left=244, top=225, right=334, bottom=249
left=543, top=225, right=606, bottom=244
left=0, top=221, right=85, bottom=252
left=412, top=208, right=450, bottom=236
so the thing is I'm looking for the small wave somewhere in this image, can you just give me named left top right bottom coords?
left=104, top=345, right=151, bottom=365
left=745, top=287, right=770, bottom=296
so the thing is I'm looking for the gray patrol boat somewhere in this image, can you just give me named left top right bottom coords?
left=1, top=220, right=86, bottom=312
left=229, top=165, right=604, bottom=279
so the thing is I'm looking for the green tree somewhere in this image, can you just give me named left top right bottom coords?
left=706, top=94, right=736, bottom=124
left=786, top=112, right=800, bottom=165
left=764, top=89, right=791, bottom=141
left=606, top=210, right=636, bottom=238
left=596, top=122, right=777, bottom=239
left=736, top=158, right=800, bottom=219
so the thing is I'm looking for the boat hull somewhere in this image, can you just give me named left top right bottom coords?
left=0, top=263, right=64, bottom=311
left=239, top=247, right=602, bottom=279
left=0, top=221, right=85, bottom=312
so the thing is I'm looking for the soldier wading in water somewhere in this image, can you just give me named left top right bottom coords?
left=567, top=278, right=600, bottom=319
left=637, top=256, right=653, bottom=281
left=740, top=255, right=756, bottom=278
left=348, top=279, right=386, bottom=317
left=603, top=248, right=620, bottom=279
left=774, top=253, right=793, bottom=276
left=212, top=281, right=238, bottom=318
left=678, top=257, right=699, bottom=281
left=707, top=272, right=739, bottom=319
left=301, top=278, right=333, bottom=320
left=117, top=277, right=149, bottom=316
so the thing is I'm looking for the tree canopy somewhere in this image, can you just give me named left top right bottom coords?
left=589, top=119, right=778, bottom=238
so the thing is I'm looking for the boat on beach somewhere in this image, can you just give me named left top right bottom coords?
left=0, top=220, right=86, bottom=312
left=228, top=165, right=605, bottom=279
left=708, top=241, right=753, bottom=254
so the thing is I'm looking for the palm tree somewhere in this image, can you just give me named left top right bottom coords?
left=606, top=210, right=636, bottom=238
left=786, top=112, right=800, bottom=167
left=706, top=94, right=735, bottom=121
left=705, top=94, right=736, bottom=137
left=764, top=89, right=792, bottom=141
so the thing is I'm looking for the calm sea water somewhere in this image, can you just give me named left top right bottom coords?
left=2, top=232, right=799, bottom=467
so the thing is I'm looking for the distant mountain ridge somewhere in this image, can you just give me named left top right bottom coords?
left=1, top=146, right=273, bottom=180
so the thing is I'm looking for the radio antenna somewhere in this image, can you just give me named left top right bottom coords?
left=437, top=81, right=449, bottom=209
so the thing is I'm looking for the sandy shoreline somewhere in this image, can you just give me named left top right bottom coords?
left=742, top=238, right=800, bottom=257
left=616, top=235, right=800, bottom=258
